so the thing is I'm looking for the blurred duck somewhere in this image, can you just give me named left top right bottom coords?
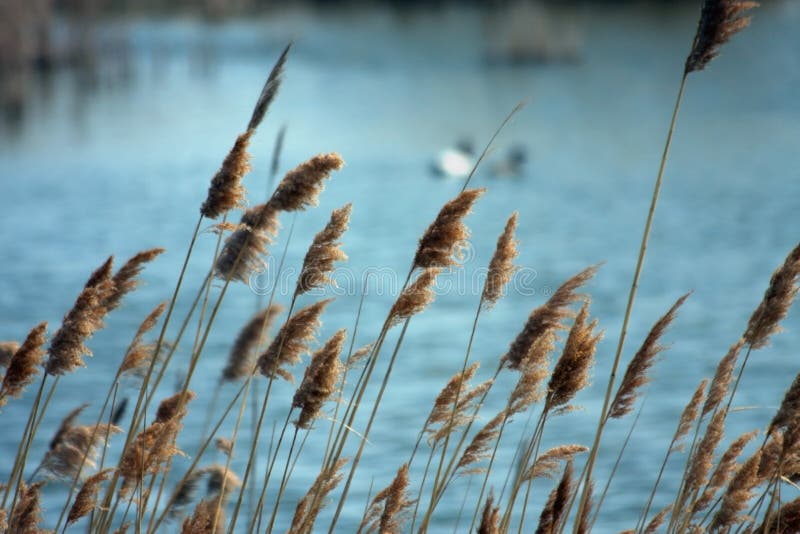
left=430, top=138, right=475, bottom=179
left=490, top=145, right=528, bottom=178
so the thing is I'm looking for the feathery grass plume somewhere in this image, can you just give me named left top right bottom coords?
left=482, top=212, right=519, bottom=308
left=40, top=422, right=122, bottom=481
left=413, top=188, right=485, bottom=269
left=66, top=468, right=114, bottom=526
left=428, top=378, right=493, bottom=444
left=0, top=322, right=47, bottom=406
left=709, top=449, right=762, bottom=530
left=756, top=497, right=800, bottom=533
left=200, top=129, right=252, bottom=220
left=45, top=259, right=117, bottom=375
left=503, top=265, right=599, bottom=372
left=388, top=268, right=440, bottom=327
left=214, top=226, right=270, bottom=283
left=769, top=372, right=800, bottom=433
left=477, top=493, right=501, bottom=534
left=204, top=464, right=241, bottom=502
left=85, top=255, right=114, bottom=288
left=248, top=42, right=291, bottom=131
left=182, top=498, right=224, bottom=534
left=117, top=302, right=168, bottom=376
left=457, top=410, right=508, bottom=474
left=268, top=153, right=345, bottom=212
left=525, top=445, right=589, bottom=481
left=104, top=248, right=165, bottom=311
left=0, top=510, right=6, bottom=532
left=257, top=299, right=332, bottom=382
left=297, top=203, right=351, bottom=295
left=758, top=431, right=783, bottom=480
left=287, top=457, right=348, bottom=534
left=222, top=304, right=283, bottom=382
left=168, top=469, right=207, bottom=519
left=575, top=479, right=593, bottom=534
left=547, top=300, right=602, bottom=409
left=508, top=358, right=551, bottom=413
left=49, top=403, right=89, bottom=450
left=692, top=429, right=758, bottom=514
left=671, top=379, right=708, bottom=452
left=215, top=437, right=233, bottom=458
left=364, top=464, right=414, bottom=534
left=535, top=461, right=573, bottom=534
left=156, top=391, right=197, bottom=423
left=8, top=481, right=44, bottom=532
left=0, top=340, right=20, bottom=368
left=425, top=362, right=480, bottom=430
left=743, top=242, right=800, bottom=349
left=346, top=342, right=374, bottom=368
left=685, top=409, right=726, bottom=495
left=608, top=293, right=690, bottom=419
left=293, top=329, right=346, bottom=429
left=702, top=340, right=743, bottom=416
left=685, top=0, right=759, bottom=74
left=240, top=202, right=281, bottom=234
left=643, top=505, right=672, bottom=534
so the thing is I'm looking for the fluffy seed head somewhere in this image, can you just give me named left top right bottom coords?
left=686, top=409, right=727, bottom=494
left=292, top=329, right=346, bottom=428
left=703, top=340, right=743, bottom=416
left=0, top=322, right=47, bottom=406
left=67, top=468, right=114, bottom=526
left=388, top=268, right=440, bottom=327
left=268, top=153, right=344, bottom=212
left=0, top=341, right=20, bottom=368
left=105, top=248, right=165, bottom=311
left=222, top=304, right=283, bottom=382
left=457, top=410, right=507, bottom=474
left=535, top=461, right=572, bottom=534
left=709, top=450, right=762, bottom=530
left=525, top=445, right=589, bottom=481
left=200, top=130, right=252, bottom=219
left=672, top=379, right=708, bottom=452
left=296, top=204, right=351, bottom=295
left=214, top=226, right=270, bottom=283
left=413, top=188, right=485, bottom=269
left=685, top=0, right=759, bottom=74
left=288, top=458, right=348, bottom=534
left=482, top=212, right=519, bottom=308
left=8, top=481, right=44, bottom=532
left=478, top=493, right=501, bottom=534
left=248, top=43, right=290, bottom=131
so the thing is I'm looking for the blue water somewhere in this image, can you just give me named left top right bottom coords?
left=2, top=2, right=800, bottom=532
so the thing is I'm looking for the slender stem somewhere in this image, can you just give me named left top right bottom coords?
left=252, top=409, right=294, bottom=533
left=461, top=101, right=525, bottom=192
left=266, top=426, right=301, bottom=533
left=409, top=443, right=439, bottom=533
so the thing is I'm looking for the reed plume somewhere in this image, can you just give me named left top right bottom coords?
left=257, top=299, right=333, bottom=382
left=66, top=468, right=114, bottom=526
left=743, top=243, right=800, bottom=349
left=413, top=188, right=485, bottom=269
left=214, top=226, right=270, bottom=283
left=756, top=497, right=800, bottom=533
left=7, top=481, right=43, bottom=532
left=709, top=449, right=762, bottom=530
left=692, top=429, right=758, bottom=514
left=104, top=248, right=165, bottom=311
left=168, top=469, right=206, bottom=519
left=346, top=342, right=374, bottom=368
left=685, top=0, right=760, bottom=74
left=292, top=328, right=346, bottom=429
left=428, top=378, right=493, bottom=444
left=268, top=153, right=345, bottom=212
left=608, top=293, right=690, bottom=419
left=702, top=339, right=743, bottom=416
left=40, top=419, right=121, bottom=481
left=388, top=268, right=440, bottom=326
left=117, top=302, right=168, bottom=376
left=685, top=409, right=726, bottom=495
left=504, top=264, right=598, bottom=372
left=535, top=461, right=572, bottom=534
left=547, top=300, right=602, bottom=409
left=477, top=493, right=500, bottom=534
left=575, top=480, right=593, bottom=534
left=0, top=340, right=20, bottom=368
left=200, top=130, right=252, bottom=220
left=768, top=371, right=800, bottom=433
left=241, top=202, right=282, bottom=233
left=457, top=410, right=507, bottom=474
left=425, top=362, right=480, bottom=431
left=204, top=464, right=241, bottom=502
left=222, top=304, right=282, bottom=382
left=0, top=322, right=47, bottom=406
left=671, top=379, right=708, bottom=452
left=361, top=464, right=414, bottom=534
left=155, top=390, right=196, bottom=423
left=248, top=42, right=291, bottom=132
left=287, top=457, right=348, bottom=534
left=297, top=203, right=351, bottom=295
left=215, top=438, right=233, bottom=458
left=482, top=212, right=519, bottom=308
left=182, top=498, right=224, bottom=534
left=643, top=505, right=672, bottom=534
left=525, top=445, right=589, bottom=481
left=508, top=357, right=551, bottom=414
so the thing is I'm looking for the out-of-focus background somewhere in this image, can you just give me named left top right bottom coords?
left=1, top=0, right=799, bottom=532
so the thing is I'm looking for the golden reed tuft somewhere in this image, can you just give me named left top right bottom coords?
left=222, top=304, right=283, bottom=382
left=117, top=301, right=168, bottom=376
left=105, top=248, right=165, bottom=311
left=671, top=379, right=707, bottom=452
left=0, top=340, right=20, bottom=368
left=685, top=408, right=726, bottom=496
left=482, top=212, right=519, bottom=308
left=214, top=225, right=271, bottom=283
left=388, top=268, right=439, bottom=327
left=156, top=390, right=197, bottom=423
left=643, top=505, right=672, bottom=534
left=40, top=421, right=121, bottom=480
left=426, top=362, right=480, bottom=430
left=269, top=153, right=345, bottom=212
left=200, top=130, right=252, bottom=220
left=756, top=497, right=800, bottom=533
left=477, top=493, right=501, bottom=534
left=457, top=409, right=507, bottom=474
left=361, top=463, right=414, bottom=534
left=535, top=461, right=572, bottom=534
left=66, top=468, right=114, bottom=526
left=525, top=445, right=588, bottom=481
left=769, top=371, right=800, bottom=433
left=702, top=339, right=743, bottom=416
left=8, top=481, right=44, bottom=532
left=287, top=457, right=348, bottom=534
left=0, top=322, right=47, bottom=406
left=744, top=242, right=800, bottom=349
left=685, top=0, right=759, bottom=74
left=258, top=299, right=333, bottom=382
left=247, top=42, right=291, bottom=132
left=692, top=429, right=757, bottom=514
left=292, top=328, right=346, bottom=429
left=413, top=188, right=485, bottom=270
left=182, top=497, right=224, bottom=534
left=608, top=292, right=690, bottom=419
left=709, top=449, right=762, bottom=530
left=296, top=203, right=351, bottom=295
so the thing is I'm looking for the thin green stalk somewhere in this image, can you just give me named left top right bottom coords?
left=266, top=426, right=301, bottom=532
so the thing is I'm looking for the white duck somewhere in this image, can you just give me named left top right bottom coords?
left=430, top=139, right=475, bottom=179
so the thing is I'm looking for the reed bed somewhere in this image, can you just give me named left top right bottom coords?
left=3, top=1, right=797, bottom=532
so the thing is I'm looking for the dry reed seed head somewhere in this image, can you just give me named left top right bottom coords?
left=41, top=423, right=122, bottom=481
left=292, top=328, right=347, bottom=429
left=576, top=479, right=594, bottom=534
left=156, top=390, right=197, bottom=424
left=744, top=242, right=800, bottom=349
left=204, top=464, right=242, bottom=502
left=248, top=42, right=290, bottom=131
left=214, top=437, right=233, bottom=457
left=643, top=505, right=673, bottom=534
left=214, top=225, right=271, bottom=283
left=504, top=264, right=599, bottom=372
left=426, top=362, right=480, bottom=429
left=388, top=268, right=440, bottom=327
left=0, top=321, right=47, bottom=405
left=608, top=292, right=690, bottom=419
left=8, top=481, right=44, bottom=533
left=672, top=379, right=708, bottom=452
left=0, top=340, right=20, bottom=367
left=703, top=339, right=744, bottom=416
left=525, top=445, right=589, bottom=481
left=287, top=457, right=348, bottom=534
left=374, top=464, right=414, bottom=534
left=45, top=277, right=116, bottom=376
left=685, top=0, right=759, bottom=74
left=508, top=354, right=552, bottom=414
left=119, top=418, right=186, bottom=498
left=296, top=203, right=352, bottom=295
left=547, top=299, right=602, bottom=409
left=85, top=255, right=114, bottom=288
left=199, top=129, right=252, bottom=219
left=268, top=153, right=345, bottom=212
left=477, top=493, right=500, bottom=534
left=685, top=409, right=727, bottom=495
left=182, top=497, right=225, bottom=534
left=66, top=468, right=114, bottom=526
left=240, top=202, right=281, bottom=235
left=535, top=461, right=573, bottom=534
left=758, top=431, right=783, bottom=480
left=709, top=449, right=762, bottom=531
left=482, top=211, right=520, bottom=308
left=258, top=298, right=333, bottom=382
left=169, top=469, right=207, bottom=519
left=755, top=497, right=800, bottom=534
left=0, top=510, right=6, bottom=533
left=118, top=301, right=168, bottom=376
left=105, top=248, right=165, bottom=311
left=769, top=372, right=800, bottom=434
left=346, top=342, right=374, bottom=368
left=692, top=429, right=758, bottom=514
left=222, top=303, right=283, bottom=383
left=412, top=188, right=485, bottom=270
left=49, top=403, right=89, bottom=450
